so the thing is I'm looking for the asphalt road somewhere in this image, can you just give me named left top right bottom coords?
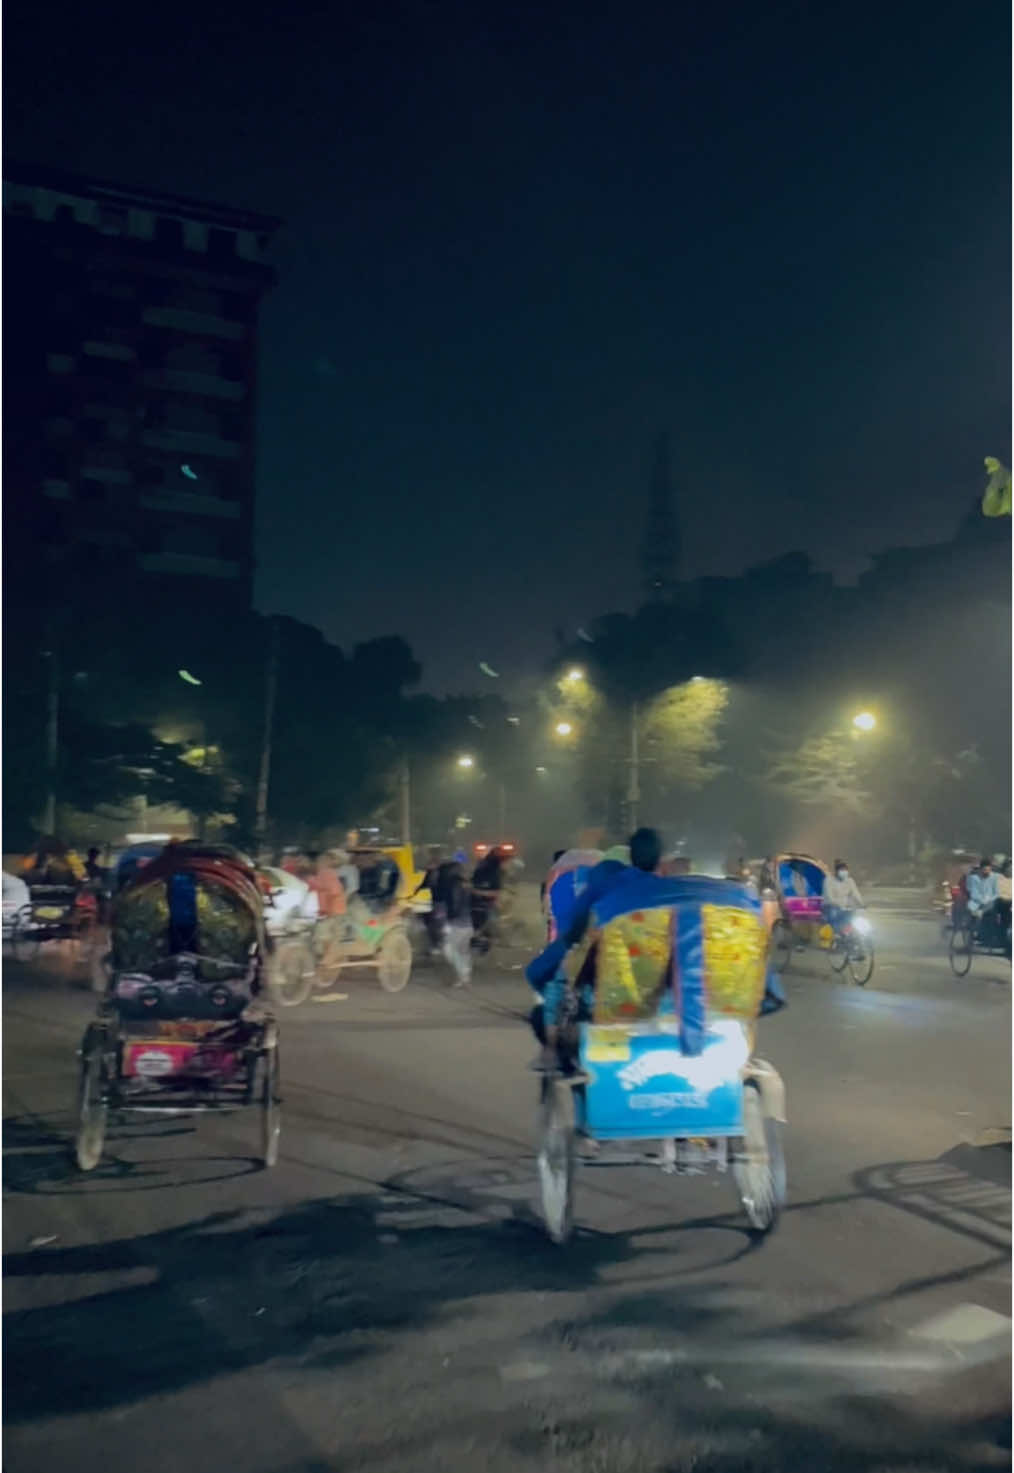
left=3, top=905, right=1011, bottom=1473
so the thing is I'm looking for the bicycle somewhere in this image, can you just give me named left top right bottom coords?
left=828, top=913, right=875, bottom=986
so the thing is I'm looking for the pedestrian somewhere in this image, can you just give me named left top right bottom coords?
left=433, top=854, right=473, bottom=986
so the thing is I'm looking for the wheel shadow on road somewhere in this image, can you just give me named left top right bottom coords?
left=2, top=1111, right=259, bottom=1196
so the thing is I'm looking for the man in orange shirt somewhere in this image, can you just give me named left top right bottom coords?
left=308, top=852, right=346, bottom=917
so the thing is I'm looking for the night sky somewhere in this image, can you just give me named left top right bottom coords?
left=6, top=0, right=1011, bottom=691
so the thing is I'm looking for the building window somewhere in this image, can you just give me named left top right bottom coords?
left=47, top=384, right=74, bottom=416
left=164, top=342, right=222, bottom=376
left=162, top=524, right=219, bottom=558
left=163, top=400, right=221, bottom=435
left=97, top=206, right=128, bottom=236
left=208, top=228, right=236, bottom=264
left=155, top=217, right=186, bottom=252
left=91, top=279, right=136, bottom=301
left=168, top=286, right=224, bottom=317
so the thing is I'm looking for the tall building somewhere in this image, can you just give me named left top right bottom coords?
left=639, top=432, right=680, bottom=602
left=2, top=163, right=279, bottom=619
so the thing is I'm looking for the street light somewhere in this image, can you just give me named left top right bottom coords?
left=852, top=711, right=876, bottom=732
left=554, top=721, right=574, bottom=737
left=566, top=668, right=584, bottom=683
left=456, top=753, right=475, bottom=769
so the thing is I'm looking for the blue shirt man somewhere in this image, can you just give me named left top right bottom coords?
left=967, top=860, right=999, bottom=917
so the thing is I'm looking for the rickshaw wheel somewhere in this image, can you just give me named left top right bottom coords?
left=378, top=928, right=412, bottom=993
left=89, top=942, right=110, bottom=994
left=75, top=1034, right=109, bottom=1172
left=259, top=1046, right=281, bottom=1167
left=537, top=1078, right=576, bottom=1244
left=949, top=923, right=974, bottom=978
left=732, top=1081, right=784, bottom=1236
left=12, top=910, right=40, bottom=964
left=770, top=921, right=793, bottom=975
left=272, top=936, right=316, bottom=1007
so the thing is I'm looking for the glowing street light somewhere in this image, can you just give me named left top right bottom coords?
left=456, top=753, right=475, bottom=769
left=852, top=711, right=876, bottom=732
left=178, top=668, right=203, bottom=686
left=554, top=721, right=574, bottom=738
left=566, top=668, right=585, bottom=683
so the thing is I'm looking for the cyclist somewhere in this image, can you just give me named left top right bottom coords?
left=822, top=859, right=864, bottom=936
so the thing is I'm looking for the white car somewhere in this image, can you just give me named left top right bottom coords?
left=2, top=871, right=31, bottom=936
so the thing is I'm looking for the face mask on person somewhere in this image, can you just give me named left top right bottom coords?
left=837, top=867, right=848, bottom=880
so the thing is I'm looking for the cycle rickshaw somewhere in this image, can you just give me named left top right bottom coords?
left=534, top=874, right=787, bottom=1244
left=75, top=843, right=280, bottom=1171
left=767, top=852, right=874, bottom=986
left=948, top=904, right=1012, bottom=977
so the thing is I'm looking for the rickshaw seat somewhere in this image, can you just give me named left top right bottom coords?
left=577, top=1017, right=751, bottom=1140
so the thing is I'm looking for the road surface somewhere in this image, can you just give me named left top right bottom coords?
left=4, top=904, right=1011, bottom=1472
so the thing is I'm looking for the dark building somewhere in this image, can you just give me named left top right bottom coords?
left=3, top=164, right=279, bottom=619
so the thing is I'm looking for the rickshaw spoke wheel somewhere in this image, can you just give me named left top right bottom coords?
left=732, top=1081, right=784, bottom=1236
left=949, top=924, right=974, bottom=978
left=537, top=1079, right=576, bottom=1244
left=259, top=1047, right=281, bottom=1167
left=829, top=936, right=849, bottom=974
left=75, top=1035, right=108, bottom=1172
left=272, top=937, right=316, bottom=1007
left=378, top=929, right=412, bottom=993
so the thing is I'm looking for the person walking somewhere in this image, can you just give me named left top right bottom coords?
left=433, top=853, right=473, bottom=986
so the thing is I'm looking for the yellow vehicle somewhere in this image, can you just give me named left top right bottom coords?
left=350, top=845, right=430, bottom=910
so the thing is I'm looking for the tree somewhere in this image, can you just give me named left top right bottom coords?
left=643, top=679, right=729, bottom=793
left=982, top=456, right=1012, bottom=518
left=761, top=729, right=872, bottom=815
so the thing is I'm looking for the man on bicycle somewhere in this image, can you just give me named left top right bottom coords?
left=822, top=859, right=864, bottom=936
left=966, top=857, right=1000, bottom=945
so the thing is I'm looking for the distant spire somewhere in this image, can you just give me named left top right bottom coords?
left=640, top=433, right=680, bottom=602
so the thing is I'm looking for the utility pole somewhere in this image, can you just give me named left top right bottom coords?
left=399, top=760, right=412, bottom=848
left=42, top=642, right=60, bottom=835
left=254, top=617, right=280, bottom=861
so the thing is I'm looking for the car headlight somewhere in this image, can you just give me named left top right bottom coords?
left=853, top=915, right=872, bottom=935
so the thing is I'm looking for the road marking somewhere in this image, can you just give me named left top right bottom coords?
left=909, top=1303, right=1013, bottom=1362
left=501, top=1361, right=551, bottom=1381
